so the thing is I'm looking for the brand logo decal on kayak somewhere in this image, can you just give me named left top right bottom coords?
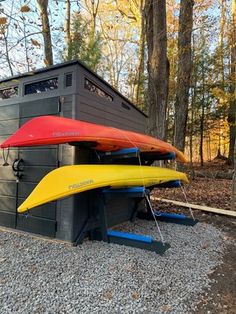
left=52, top=131, right=80, bottom=137
left=68, top=179, right=94, bottom=190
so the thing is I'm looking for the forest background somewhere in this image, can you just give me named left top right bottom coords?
left=0, top=0, right=235, bottom=168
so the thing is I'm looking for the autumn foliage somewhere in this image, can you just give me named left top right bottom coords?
left=0, top=0, right=235, bottom=166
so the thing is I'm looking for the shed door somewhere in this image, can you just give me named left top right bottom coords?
left=0, top=97, right=60, bottom=237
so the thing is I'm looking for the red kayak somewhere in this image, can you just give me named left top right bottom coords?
left=0, top=116, right=187, bottom=162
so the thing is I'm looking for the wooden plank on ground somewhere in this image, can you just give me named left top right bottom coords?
left=151, top=197, right=236, bottom=218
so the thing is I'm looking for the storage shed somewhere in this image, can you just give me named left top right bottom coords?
left=0, top=60, right=147, bottom=242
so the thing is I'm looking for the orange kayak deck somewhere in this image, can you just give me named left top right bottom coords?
left=1, top=115, right=187, bottom=162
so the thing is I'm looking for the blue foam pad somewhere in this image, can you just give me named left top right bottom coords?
left=102, top=187, right=145, bottom=194
left=163, top=152, right=176, bottom=160
left=100, top=147, right=140, bottom=157
left=155, top=211, right=186, bottom=219
left=158, top=180, right=181, bottom=188
left=147, top=152, right=176, bottom=160
left=107, top=230, right=153, bottom=243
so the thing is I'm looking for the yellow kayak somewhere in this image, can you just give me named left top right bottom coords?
left=17, top=165, right=188, bottom=213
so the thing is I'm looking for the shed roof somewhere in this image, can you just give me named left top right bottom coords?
left=0, top=60, right=147, bottom=117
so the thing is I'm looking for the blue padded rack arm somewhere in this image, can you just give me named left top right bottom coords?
left=158, top=152, right=176, bottom=160
left=99, top=147, right=140, bottom=157
left=142, top=151, right=176, bottom=162
left=102, top=187, right=145, bottom=194
left=107, top=230, right=153, bottom=243
left=155, top=211, right=187, bottom=220
left=157, top=180, right=181, bottom=188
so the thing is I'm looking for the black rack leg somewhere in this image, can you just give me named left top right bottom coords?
left=98, top=198, right=109, bottom=242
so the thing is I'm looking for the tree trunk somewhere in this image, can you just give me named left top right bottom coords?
left=199, top=98, right=205, bottom=166
left=217, top=0, right=226, bottom=158
left=199, top=61, right=206, bottom=166
left=89, top=0, right=99, bottom=39
left=189, top=95, right=195, bottom=179
left=174, top=0, right=194, bottom=152
left=37, top=0, right=53, bottom=66
left=65, top=0, right=72, bottom=60
left=189, top=33, right=196, bottom=168
left=207, top=134, right=211, bottom=161
left=189, top=88, right=195, bottom=165
left=219, top=0, right=226, bottom=86
left=135, top=0, right=145, bottom=110
left=232, top=138, right=236, bottom=210
left=145, top=0, right=168, bottom=140
left=228, top=0, right=236, bottom=166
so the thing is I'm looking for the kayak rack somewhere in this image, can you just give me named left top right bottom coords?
left=73, top=187, right=170, bottom=254
left=138, top=209, right=198, bottom=226
left=141, top=152, right=176, bottom=166
left=73, top=184, right=197, bottom=251
left=98, top=147, right=140, bottom=160
left=136, top=185, right=198, bottom=226
left=98, top=147, right=177, bottom=165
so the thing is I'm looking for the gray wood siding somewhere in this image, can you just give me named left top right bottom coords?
left=76, top=66, right=146, bottom=133
left=0, top=149, right=17, bottom=166
left=0, top=103, right=19, bottom=228
left=0, top=181, right=16, bottom=197
left=17, top=198, right=56, bottom=220
left=0, top=104, right=19, bottom=120
left=0, top=119, right=19, bottom=136
left=20, top=98, right=60, bottom=119
left=19, top=148, right=58, bottom=167
left=0, top=102, right=19, bottom=219
left=106, top=198, right=135, bottom=227
left=0, top=97, right=60, bottom=236
left=0, top=196, right=16, bottom=212
left=75, top=98, right=145, bottom=132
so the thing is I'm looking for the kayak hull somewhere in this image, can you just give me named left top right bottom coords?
left=17, top=165, right=188, bottom=213
left=0, top=116, right=187, bottom=162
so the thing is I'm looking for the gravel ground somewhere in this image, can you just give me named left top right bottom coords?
left=0, top=220, right=225, bottom=314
